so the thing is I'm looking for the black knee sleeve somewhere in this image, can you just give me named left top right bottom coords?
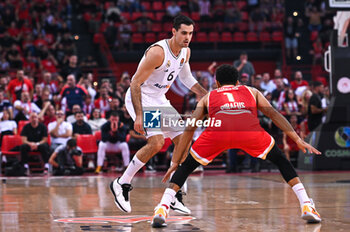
left=170, top=154, right=200, bottom=188
left=266, top=144, right=298, bottom=183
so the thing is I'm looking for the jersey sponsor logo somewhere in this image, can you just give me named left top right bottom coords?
left=180, top=58, right=185, bottom=67
left=154, top=83, right=170, bottom=89
left=220, top=102, right=246, bottom=110
left=166, top=60, right=171, bottom=68
left=143, top=109, right=161, bottom=128
left=54, top=215, right=195, bottom=224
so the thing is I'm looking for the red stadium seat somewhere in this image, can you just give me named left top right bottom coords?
left=158, top=32, right=169, bottom=40
left=259, top=31, right=271, bottom=42
left=131, top=12, right=142, bottom=21
left=190, top=12, right=200, bottom=21
left=221, top=32, right=233, bottom=42
left=162, top=22, right=173, bottom=32
left=233, top=32, right=245, bottom=42
left=196, top=32, right=208, bottom=42
left=208, top=32, right=219, bottom=42
left=145, top=32, right=156, bottom=43
left=146, top=12, right=155, bottom=21
left=77, top=134, right=98, bottom=154
left=246, top=32, right=258, bottom=42
left=1, top=135, right=22, bottom=156
left=152, top=23, right=162, bottom=32
left=241, top=11, right=249, bottom=21
left=272, top=31, right=283, bottom=42
left=153, top=1, right=164, bottom=11
left=120, top=12, right=131, bottom=21
left=237, top=22, right=249, bottom=32
left=141, top=2, right=151, bottom=11
left=132, top=33, right=144, bottom=43
left=18, top=120, right=29, bottom=135
left=155, top=12, right=165, bottom=21
left=237, top=1, right=247, bottom=10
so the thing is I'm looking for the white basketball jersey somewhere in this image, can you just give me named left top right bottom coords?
left=132, top=39, right=188, bottom=97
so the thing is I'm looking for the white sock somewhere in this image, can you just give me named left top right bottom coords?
left=292, top=183, right=311, bottom=207
left=118, top=156, right=145, bottom=184
left=24, top=164, right=29, bottom=169
left=160, top=188, right=176, bottom=209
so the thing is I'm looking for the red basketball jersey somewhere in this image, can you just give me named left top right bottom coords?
left=207, top=85, right=262, bottom=132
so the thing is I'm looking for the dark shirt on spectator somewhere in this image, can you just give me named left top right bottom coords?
left=21, top=123, right=48, bottom=142
left=101, top=121, right=127, bottom=144
left=307, top=93, right=323, bottom=131
left=72, top=122, right=92, bottom=135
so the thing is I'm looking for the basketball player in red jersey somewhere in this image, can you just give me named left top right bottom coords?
left=151, top=64, right=322, bottom=227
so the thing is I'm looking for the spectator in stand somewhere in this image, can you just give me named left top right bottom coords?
left=188, top=0, right=200, bottom=13
left=83, top=94, right=94, bottom=115
left=49, top=138, right=84, bottom=176
left=282, top=89, right=301, bottom=118
left=283, top=115, right=301, bottom=161
left=78, top=73, right=97, bottom=100
left=284, top=16, right=298, bottom=60
left=163, top=1, right=181, bottom=22
left=271, top=78, right=284, bottom=105
left=88, top=108, right=107, bottom=133
left=66, top=104, right=88, bottom=124
left=13, top=91, right=41, bottom=122
left=240, top=73, right=250, bottom=85
left=80, top=55, right=98, bottom=73
left=299, top=89, right=312, bottom=117
left=135, top=11, right=153, bottom=33
left=199, top=76, right=211, bottom=92
left=39, top=46, right=58, bottom=73
left=233, top=51, right=255, bottom=85
left=7, top=44, right=23, bottom=69
left=290, top=71, right=308, bottom=90
left=308, top=81, right=327, bottom=131
left=118, top=18, right=132, bottom=51
left=20, top=112, right=50, bottom=175
left=48, top=109, right=73, bottom=150
left=306, top=6, right=323, bottom=32
left=0, top=90, right=13, bottom=119
left=35, top=89, right=55, bottom=109
left=212, top=0, right=226, bottom=25
left=253, top=74, right=262, bottom=91
left=0, top=109, right=17, bottom=146
left=40, top=72, right=59, bottom=95
left=94, top=87, right=112, bottom=114
left=72, top=111, right=92, bottom=138
left=260, top=72, right=276, bottom=93
left=106, top=1, right=121, bottom=22
left=60, top=74, right=87, bottom=113
left=39, top=103, right=56, bottom=126
left=0, top=76, right=9, bottom=92
left=310, top=37, right=324, bottom=65
left=105, top=96, right=122, bottom=119
left=321, top=86, right=330, bottom=122
left=95, top=111, right=130, bottom=174
left=59, top=55, right=82, bottom=82
left=224, top=2, right=241, bottom=31
left=7, top=70, right=33, bottom=103
left=199, top=0, right=211, bottom=27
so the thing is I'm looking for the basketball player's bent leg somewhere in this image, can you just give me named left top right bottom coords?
left=110, top=134, right=164, bottom=213
left=265, top=144, right=321, bottom=223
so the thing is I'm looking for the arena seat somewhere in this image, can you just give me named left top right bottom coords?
left=17, top=120, right=29, bottom=135
left=233, top=32, right=245, bottom=42
left=221, top=32, right=233, bottom=42
left=246, top=32, right=258, bottom=42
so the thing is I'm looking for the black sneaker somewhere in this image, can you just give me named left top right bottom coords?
left=170, top=190, right=191, bottom=215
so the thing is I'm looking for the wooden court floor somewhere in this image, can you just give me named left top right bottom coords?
left=0, top=170, right=349, bottom=232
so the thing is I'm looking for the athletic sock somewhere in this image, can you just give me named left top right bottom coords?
left=118, top=156, right=145, bottom=184
left=160, top=188, right=176, bottom=208
left=292, top=183, right=311, bottom=207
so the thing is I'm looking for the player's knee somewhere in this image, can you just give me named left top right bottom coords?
left=98, top=141, right=107, bottom=149
left=147, top=137, right=164, bottom=151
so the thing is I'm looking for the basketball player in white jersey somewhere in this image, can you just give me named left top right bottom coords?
left=110, top=15, right=207, bottom=214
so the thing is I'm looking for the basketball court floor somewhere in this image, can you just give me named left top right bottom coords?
left=0, top=170, right=349, bottom=231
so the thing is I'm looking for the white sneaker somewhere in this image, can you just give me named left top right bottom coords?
left=152, top=205, right=169, bottom=228
left=170, top=190, right=191, bottom=215
left=109, top=178, right=133, bottom=213
left=301, top=198, right=321, bottom=223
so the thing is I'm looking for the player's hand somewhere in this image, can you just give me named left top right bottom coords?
left=296, top=139, right=321, bottom=154
left=162, top=163, right=179, bottom=183
left=134, top=116, right=145, bottom=135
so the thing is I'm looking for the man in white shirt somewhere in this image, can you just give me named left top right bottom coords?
left=260, top=72, right=276, bottom=93
left=14, top=91, right=41, bottom=122
left=48, top=109, right=72, bottom=150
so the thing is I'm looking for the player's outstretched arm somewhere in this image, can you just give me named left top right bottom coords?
left=253, top=87, right=321, bottom=155
left=130, top=46, right=164, bottom=135
left=162, top=93, right=208, bottom=183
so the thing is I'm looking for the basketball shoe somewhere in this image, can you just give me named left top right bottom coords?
left=301, top=198, right=321, bottom=223
left=110, top=178, right=133, bottom=213
left=170, top=190, right=191, bottom=215
left=152, top=205, right=169, bottom=228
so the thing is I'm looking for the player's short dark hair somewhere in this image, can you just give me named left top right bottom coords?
left=173, top=14, right=195, bottom=30
left=74, top=111, right=85, bottom=116
left=67, top=138, right=77, bottom=148
left=215, top=64, right=239, bottom=85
